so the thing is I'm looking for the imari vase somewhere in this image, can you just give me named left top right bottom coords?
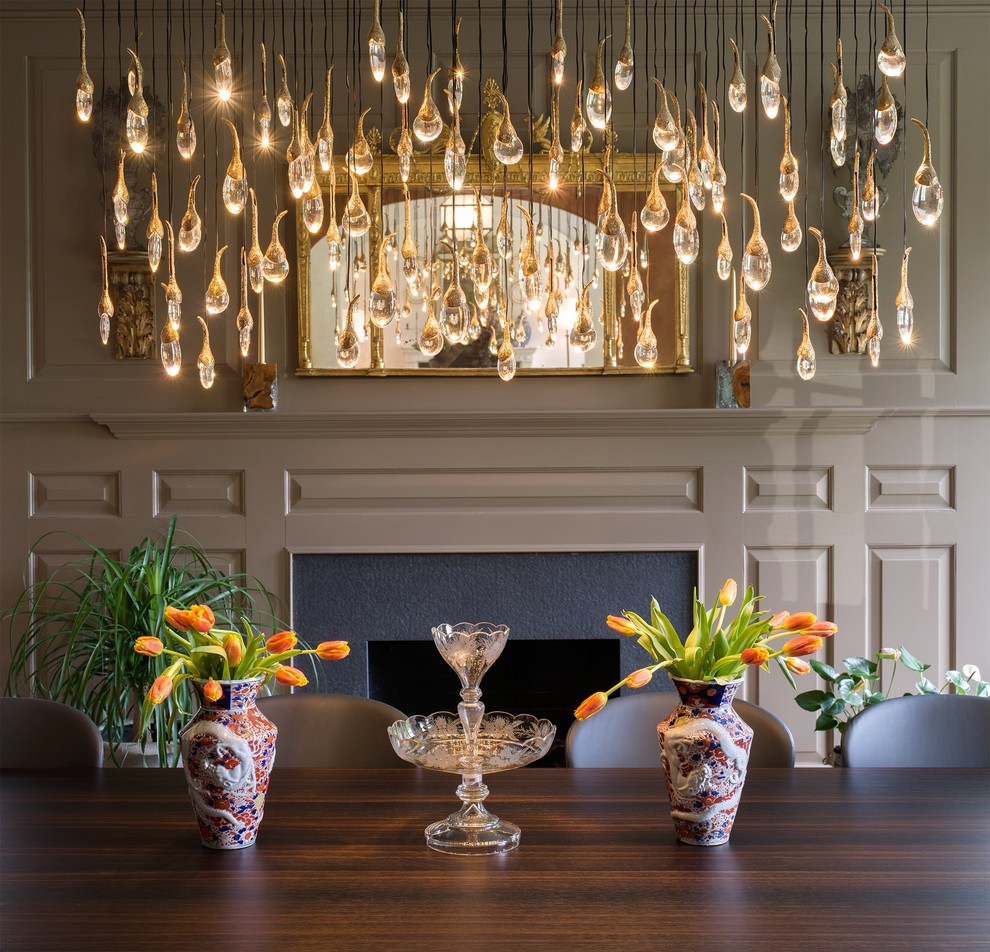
left=180, top=677, right=277, bottom=850
left=657, top=677, right=753, bottom=846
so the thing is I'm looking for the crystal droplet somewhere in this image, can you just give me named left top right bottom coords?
left=740, top=193, right=771, bottom=290
left=125, top=49, right=149, bottom=153
left=397, top=123, right=412, bottom=182
left=861, top=150, right=880, bottom=222
left=448, top=17, right=465, bottom=111
left=660, top=93, right=685, bottom=182
left=368, top=0, right=387, bottom=82
left=178, top=175, right=202, bottom=253
left=205, top=245, right=230, bottom=315
left=685, top=111, right=706, bottom=211
left=369, top=231, right=398, bottom=328
left=497, top=327, right=516, bottom=381
left=222, top=119, right=248, bottom=214
left=550, top=0, right=567, bottom=85
left=160, top=319, right=181, bottom=377
left=807, top=227, right=839, bottom=322
left=247, top=189, right=266, bottom=292
left=401, top=186, right=419, bottom=279
left=878, top=3, right=907, bottom=77
left=728, top=37, right=748, bottom=112
left=195, top=316, right=216, bottom=389
left=649, top=79, right=679, bottom=150
left=470, top=188, right=494, bottom=292
left=262, top=210, right=290, bottom=283
left=317, top=66, right=334, bottom=171
left=413, top=68, right=444, bottom=142
left=614, top=0, right=634, bottom=90
left=302, top=178, right=324, bottom=234
left=830, top=42, right=848, bottom=143
left=392, top=9, right=410, bottom=104
left=213, top=6, right=233, bottom=101
left=112, top=150, right=129, bottom=229
left=570, top=80, right=586, bottom=152
left=418, top=286, right=444, bottom=357
left=910, top=118, right=944, bottom=226
left=346, top=108, right=374, bottom=176
left=596, top=171, right=629, bottom=272
left=895, top=247, right=914, bottom=344
left=634, top=299, right=659, bottom=368
left=146, top=172, right=164, bottom=273
left=641, top=160, right=671, bottom=233
left=796, top=308, right=816, bottom=380
left=443, top=91, right=467, bottom=190
left=778, top=97, right=799, bottom=201
left=716, top=213, right=733, bottom=281
left=258, top=44, right=273, bottom=149
left=439, top=239, right=468, bottom=343
left=780, top=200, right=803, bottom=252
left=97, top=236, right=113, bottom=345
left=569, top=280, right=598, bottom=352
left=337, top=294, right=362, bottom=368
left=586, top=37, right=613, bottom=130
left=276, top=54, right=293, bottom=126
left=75, top=9, right=94, bottom=121
left=493, top=91, right=524, bottom=165
left=341, top=172, right=371, bottom=238
left=874, top=74, right=897, bottom=146
left=734, top=316, right=752, bottom=356
left=162, top=222, right=182, bottom=330
left=830, top=132, right=847, bottom=168
left=495, top=198, right=512, bottom=258
left=759, top=12, right=782, bottom=119
left=236, top=247, right=253, bottom=358
left=626, top=229, right=646, bottom=315
left=672, top=167, right=699, bottom=265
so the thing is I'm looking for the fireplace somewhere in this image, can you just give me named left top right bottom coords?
left=291, top=550, right=695, bottom=764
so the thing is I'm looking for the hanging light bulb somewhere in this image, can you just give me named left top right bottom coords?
left=626, top=222, right=646, bottom=314
left=317, top=67, right=334, bottom=171
left=641, top=160, right=671, bottom=232
left=633, top=299, right=659, bottom=368
left=194, top=316, right=216, bottom=389
left=697, top=84, right=716, bottom=189
left=807, top=227, right=840, bottom=321
left=143, top=173, right=164, bottom=275
left=413, top=68, right=444, bottom=143
left=796, top=308, right=816, bottom=380
left=471, top=188, right=494, bottom=291
left=160, top=317, right=181, bottom=377
left=861, top=149, right=880, bottom=221
left=596, top=170, right=629, bottom=272
left=759, top=3, right=782, bottom=119
left=551, top=0, right=567, bottom=85
left=570, top=80, right=586, bottom=152
left=276, top=53, right=293, bottom=127
left=124, top=49, right=149, bottom=153
left=685, top=111, right=706, bottom=211
left=178, top=175, right=202, bottom=252
left=212, top=2, right=233, bottom=101
left=878, top=3, right=907, bottom=77
left=910, top=118, right=944, bottom=226
left=716, top=212, right=733, bottom=280
left=246, top=189, right=266, bottom=292
left=740, top=193, right=771, bottom=290
left=262, top=210, right=289, bottom=283
left=874, top=73, right=897, bottom=146
left=443, top=90, right=467, bottom=191
left=112, top=150, right=128, bottom=249
left=346, top=107, right=374, bottom=177
left=175, top=58, right=197, bottom=158
left=257, top=43, right=272, bottom=148
left=778, top=97, right=799, bottom=201
left=419, top=286, right=444, bottom=357
left=569, top=280, right=598, bottom=351
left=236, top=247, right=254, bottom=357
left=204, top=245, right=230, bottom=315
left=781, top=200, right=803, bottom=252
left=548, top=87, right=564, bottom=189
left=830, top=39, right=848, bottom=147
left=338, top=173, right=370, bottom=242
left=369, top=231, right=398, bottom=327
left=586, top=36, right=613, bottom=130
left=74, top=8, right=94, bottom=121
left=660, top=91, right=686, bottom=183
left=650, top=79, right=679, bottom=150
left=392, top=9, right=410, bottom=104
left=493, top=90, right=524, bottom=165
left=162, top=222, right=182, bottom=330
left=614, top=0, right=634, bottom=91
left=221, top=119, right=248, bottom=214
left=397, top=106, right=413, bottom=182
left=97, top=236, right=113, bottom=345
left=734, top=270, right=752, bottom=355
left=302, top=177, right=324, bottom=234
left=448, top=17, right=465, bottom=111
left=367, top=0, right=387, bottom=82
left=849, top=147, right=864, bottom=260
left=711, top=102, right=728, bottom=212
left=337, top=294, right=362, bottom=368
left=518, top=207, right=545, bottom=312
left=727, top=37, right=747, bottom=112
left=672, top=167, right=699, bottom=265
left=895, top=246, right=914, bottom=344
left=401, top=185, right=419, bottom=280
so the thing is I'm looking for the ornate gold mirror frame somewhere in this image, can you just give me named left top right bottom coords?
left=296, top=140, right=693, bottom=377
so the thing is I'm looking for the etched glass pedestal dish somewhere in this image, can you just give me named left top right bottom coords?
left=388, top=622, right=556, bottom=855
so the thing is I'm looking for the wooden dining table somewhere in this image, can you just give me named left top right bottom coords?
left=1, top=767, right=987, bottom=952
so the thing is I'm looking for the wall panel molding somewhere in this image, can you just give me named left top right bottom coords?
left=745, top=467, right=831, bottom=511
left=30, top=471, right=120, bottom=517
left=867, top=466, right=954, bottom=510
left=155, top=471, right=245, bottom=516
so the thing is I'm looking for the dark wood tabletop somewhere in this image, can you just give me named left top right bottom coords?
left=1, top=767, right=987, bottom=952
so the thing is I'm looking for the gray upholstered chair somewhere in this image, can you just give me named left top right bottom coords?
left=565, top=691, right=795, bottom=768
left=257, top=693, right=413, bottom=768
left=0, top=696, right=104, bottom=768
left=842, top=694, right=990, bottom=767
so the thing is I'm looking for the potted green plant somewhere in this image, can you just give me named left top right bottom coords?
left=2, top=516, right=292, bottom=766
left=793, top=648, right=988, bottom=765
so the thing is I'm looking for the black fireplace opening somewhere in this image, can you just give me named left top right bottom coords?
left=368, top=638, right=620, bottom=767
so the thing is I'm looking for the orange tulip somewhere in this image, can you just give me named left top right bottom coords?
left=606, top=615, right=638, bottom=636
left=274, top=665, right=309, bottom=687
left=781, top=612, right=817, bottom=631
left=624, top=668, right=653, bottom=689
left=782, top=635, right=824, bottom=657
left=133, top=636, right=163, bottom=657
left=806, top=620, right=838, bottom=637
left=266, top=631, right=298, bottom=654
left=718, top=579, right=738, bottom=607
left=741, top=645, right=770, bottom=666
left=147, top=674, right=173, bottom=705
left=187, top=605, right=216, bottom=633
left=784, top=657, right=812, bottom=675
left=574, top=691, right=608, bottom=720
left=164, top=605, right=193, bottom=631
left=768, top=611, right=790, bottom=628
left=223, top=633, right=244, bottom=667
left=315, top=640, right=350, bottom=661
left=202, top=679, right=224, bottom=702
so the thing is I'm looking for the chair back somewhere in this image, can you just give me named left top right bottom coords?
left=565, top=692, right=795, bottom=768
left=257, top=693, right=412, bottom=768
left=842, top=694, right=990, bottom=767
left=0, top=697, right=104, bottom=768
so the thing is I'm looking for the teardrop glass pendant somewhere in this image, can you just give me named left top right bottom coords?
left=796, top=308, right=816, bottom=380
left=626, top=224, right=646, bottom=315
left=650, top=79, right=680, bottom=150
left=221, top=119, right=248, bottom=214
left=493, top=91, right=524, bottom=166
left=289, top=93, right=316, bottom=197
left=910, top=118, right=944, bottom=226
left=413, top=68, right=444, bottom=143
left=716, top=213, right=733, bottom=280
left=830, top=129, right=847, bottom=167
left=419, top=286, right=444, bottom=357
left=569, top=280, right=598, bottom=352
left=317, top=66, right=334, bottom=171
left=548, top=87, right=564, bottom=189
left=247, top=189, right=266, bottom=292
left=697, top=84, right=716, bottom=189
left=596, top=171, right=629, bottom=272
left=367, top=0, right=387, bottom=82
left=369, top=231, right=398, bottom=327
left=660, top=93, right=685, bottom=183
left=551, top=0, right=567, bottom=86
left=262, top=210, right=290, bottom=283
left=213, top=2, right=233, bottom=101
left=195, top=316, right=216, bottom=389
left=640, top=161, right=671, bottom=232
left=178, top=175, right=202, bottom=252
left=302, top=178, right=324, bottom=234
left=586, top=36, right=613, bottom=130
left=471, top=188, right=494, bottom=291
left=162, top=222, right=182, bottom=329
left=634, top=300, right=659, bottom=368
left=160, top=318, right=182, bottom=377
left=276, top=53, right=293, bottom=126
left=205, top=245, right=230, bottom=315
left=545, top=248, right=560, bottom=347
left=97, top=236, right=113, bottom=345
left=448, top=17, right=465, bottom=111
left=727, top=37, right=748, bottom=112
left=740, top=193, right=771, bottom=290
left=866, top=280, right=881, bottom=367
left=672, top=168, right=699, bottom=265
left=778, top=97, right=799, bottom=201
left=759, top=5, right=782, bottom=119
left=849, top=148, right=864, bottom=260
left=878, top=3, right=907, bottom=77
left=392, top=9, right=410, bottom=104
left=781, top=199, right=803, bottom=252
left=236, top=247, right=254, bottom=357
left=438, top=240, right=469, bottom=343
left=176, top=59, right=197, bottom=158
left=830, top=40, right=848, bottom=144
left=443, top=91, right=467, bottom=191
left=346, top=108, right=374, bottom=176
left=124, top=48, right=149, bottom=153
left=570, top=80, right=586, bottom=152
left=497, top=323, right=517, bottom=381
left=325, top=179, right=342, bottom=271
left=686, top=111, right=706, bottom=211
left=397, top=114, right=413, bottom=183
left=257, top=44, right=273, bottom=148
left=861, top=150, right=880, bottom=222
left=402, top=185, right=420, bottom=280
left=734, top=271, right=752, bottom=356
left=337, top=294, right=362, bottom=368
left=75, top=9, right=94, bottom=121
left=711, top=102, right=728, bottom=212
left=874, top=74, right=897, bottom=146
left=495, top=197, right=512, bottom=259
left=807, top=226, right=840, bottom=322
left=146, top=172, right=164, bottom=273
left=895, top=246, right=914, bottom=343
left=614, top=0, right=634, bottom=91
left=518, top=207, right=545, bottom=312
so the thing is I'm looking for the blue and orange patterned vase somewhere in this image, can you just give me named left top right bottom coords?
left=657, top=677, right=753, bottom=846
left=180, top=677, right=277, bottom=850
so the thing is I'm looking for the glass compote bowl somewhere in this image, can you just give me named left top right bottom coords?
left=388, top=622, right=556, bottom=855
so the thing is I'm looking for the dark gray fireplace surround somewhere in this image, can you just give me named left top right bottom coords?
left=291, top=551, right=695, bottom=729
